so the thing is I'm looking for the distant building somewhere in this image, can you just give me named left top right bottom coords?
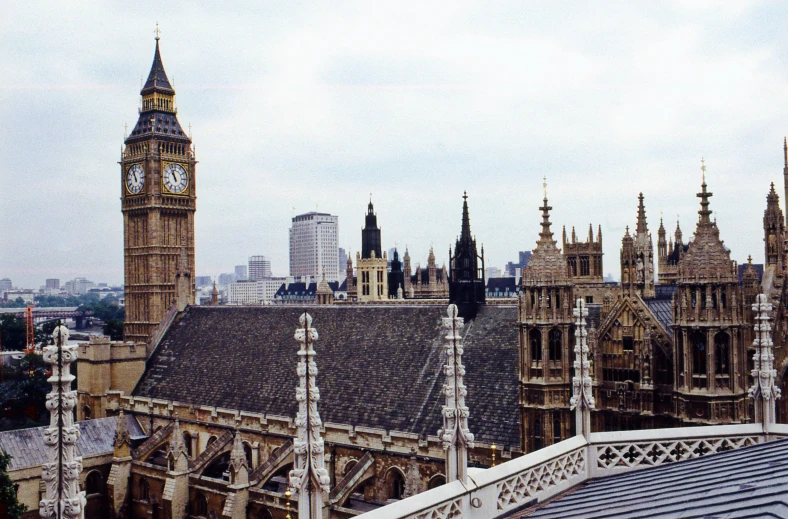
left=0, top=279, right=12, bottom=292
left=485, top=267, right=502, bottom=281
left=227, top=278, right=286, bottom=304
left=289, top=212, right=339, bottom=282
left=248, top=256, right=271, bottom=280
left=217, top=273, right=236, bottom=286
left=64, top=277, right=95, bottom=295
left=505, top=251, right=533, bottom=276
left=45, top=279, right=60, bottom=290
left=486, top=277, right=520, bottom=298
left=3, top=290, right=35, bottom=304
left=234, top=265, right=248, bottom=281
left=194, top=276, right=213, bottom=288
left=338, top=248, right=348, bottom=280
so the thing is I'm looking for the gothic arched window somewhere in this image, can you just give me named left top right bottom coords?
left=192, top=492, right=208, bottom=516
left=385, top=468, right=405, bottom=500
left=715, top=332, right=730, bottom=376
left=549, top=328, right=562, bottom=361
left=529, top=329, right=542, bottom=362
left=534, top=419, right=542, bottom=451
left=139, top=478, right=150, bottom=501
left=692, top=331, right=707, bottom=377
left=553, top=418, right=561, bottom=443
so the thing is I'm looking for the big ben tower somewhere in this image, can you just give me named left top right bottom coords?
left=121, top=30, right=196, bottom=343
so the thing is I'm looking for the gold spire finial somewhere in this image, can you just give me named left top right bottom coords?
left=154, top=22, right=161, bottom=41
left=285, top=488, right=292, bottom=519
left=124, top=122, right=128, bottom=140
left=543, top=176, right=547, bottom=199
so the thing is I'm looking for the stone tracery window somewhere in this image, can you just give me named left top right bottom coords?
left=715, top=332, right=730, bottom=377
left=548, top=328, right=562, bottom=361
left=530, top=329, right=542, bottom=363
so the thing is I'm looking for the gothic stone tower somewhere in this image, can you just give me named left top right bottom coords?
left=621, top=193, right=655, bottom=298
left=518, top=187, right=573, bottom=452
left=121, top=36, right=196, bottom=343
left=672, top=168, right=749, bottom=424
left=449, top=192, right=485, bottom=319
left=356, top=200, right=388, bottom=301
left=764, top=182, right=784, bottom=271
left=562, top=224, right=603, bottom=282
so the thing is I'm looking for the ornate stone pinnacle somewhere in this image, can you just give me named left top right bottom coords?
left=570, top=299, right=594, bottom=439
left=289, top=313, right=330, bottom=519
left=749, top=294, right=781, bottom=430
left=438, top=304, right=474, bottom=483
left=39, top=324, right=86, bottom=519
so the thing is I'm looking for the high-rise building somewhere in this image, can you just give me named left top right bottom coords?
left=0, top=279, right=12, bottom=292
left=248, top=256, right=271, bottom=280
left=121, top=34, right=196, bottom=343
left=218, top=273, right=237, bottom=286
left=234, top=265, right=248, bottom=281
left=64, top=277, right=95, bottom=295
left=45, top=279, right=60, bottom=290
left=289, top=212, right=339, bottom=282
left=338, top=248, right=348, bottom=280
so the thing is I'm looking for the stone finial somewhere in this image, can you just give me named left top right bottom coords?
left=114, top=410, right=131, bottom=458
left=570, top=299, right=594, bottom=439
left=229, top=431, right=249, bottom=485
left=289, top=313, right=330, bottom=519
left=749, top=294, right=781, bottom=431
left=438, top=304, right=474, bottom=483
left=40, top=323, right=86, bottom=519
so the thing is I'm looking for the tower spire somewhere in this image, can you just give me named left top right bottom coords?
left=636, top=192, right=648, bottom=235
left=697, top=158, right=714, bottom=225
left=460, top=191, right=472, bottom=242
left=141, top=28, right=174, bottom=96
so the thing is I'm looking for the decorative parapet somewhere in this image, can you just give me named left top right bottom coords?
left=105, top=392, right=452, bottom=458
left=39, top=324, right=86, bottom=519
left=354, top=423, right=788, bottom=519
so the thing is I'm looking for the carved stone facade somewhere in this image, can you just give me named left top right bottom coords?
left=403, top=248, right=449, bottom=299
left=657, top=219, right=688, bottom=285
left=121, top=37, right=196, bottom=343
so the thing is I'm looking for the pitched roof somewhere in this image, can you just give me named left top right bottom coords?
left=141, top=39, right=174, bottom=95
left=133, top=305, right=521, bottom=449
left=523, top=438, right=788, bottom=518
left=0, top=415, right=143, bottom=470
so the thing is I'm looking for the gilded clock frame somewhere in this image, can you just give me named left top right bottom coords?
left=161, top=161, right=190, bottom=196
left=125, top=163, right=146, bottom=196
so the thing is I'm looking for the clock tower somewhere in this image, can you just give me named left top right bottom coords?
left=121, top=34, right=196, bottom=344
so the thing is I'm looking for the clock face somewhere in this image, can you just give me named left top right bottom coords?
left=125, top=164, right=145, bottom=194
left=163, top=163, right=189, bottom=194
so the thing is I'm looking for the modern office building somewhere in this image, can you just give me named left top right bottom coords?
left=248, top=256, right=272, bottom=280
left=289, top=212, right=339, bottom=282
left=234, top=265, right=248, bottom=281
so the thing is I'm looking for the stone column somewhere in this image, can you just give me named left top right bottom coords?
left=40, top=324, right=86, bottom=519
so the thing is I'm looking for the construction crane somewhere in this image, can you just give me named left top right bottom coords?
left=25, top=306, right=34, bottom=353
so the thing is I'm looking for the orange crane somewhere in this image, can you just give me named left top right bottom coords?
left=25, top=306, right=34, bottom=353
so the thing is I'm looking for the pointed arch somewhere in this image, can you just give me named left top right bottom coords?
left=384, top=466, right=406, bottom=500
left=715, top=331, right=730, bottom=377
left=529, top=329, right=542, bottom=362
left=549, top=328, right=562, bottom=361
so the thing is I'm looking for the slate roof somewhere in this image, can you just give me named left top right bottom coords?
left=0, top=415, right=143, bottom=470
left=644, top=298, right=674, bottom=337
left=141, top=40, right=174, bottom=95
left=133, top=305, right=521, bottom=449
left=522, top=438, right=788, bottom=518
left=486, top=277, right=520, bottom=295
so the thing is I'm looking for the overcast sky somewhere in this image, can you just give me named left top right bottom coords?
left=2, top=1, right=788, bottom=289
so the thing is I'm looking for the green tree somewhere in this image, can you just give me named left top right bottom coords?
left=0, top=316, right=25, bottom=351
left=103, top=319, right=124, bottom=340
left=0, top=453, right=26, bottom=518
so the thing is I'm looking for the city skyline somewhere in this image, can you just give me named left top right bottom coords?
left=3, top=2, right=788, bottom=289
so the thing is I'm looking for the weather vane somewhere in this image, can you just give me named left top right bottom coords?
left=543, top=176, right=547, bottom=198
left=154, top=22, right=161, bottom=41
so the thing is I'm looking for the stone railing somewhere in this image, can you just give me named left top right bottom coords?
left=357, top=423, right=788, bottom=519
